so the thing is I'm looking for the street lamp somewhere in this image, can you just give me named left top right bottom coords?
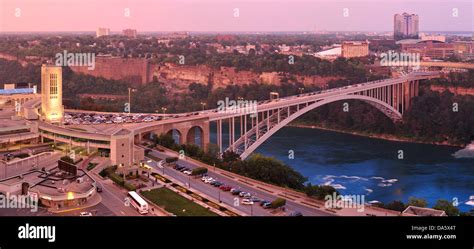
left=298, top=87, right=304, bottom=95
left=200, top=102, right=206, bottom=111
left=161, top=107, right=167, bottom=115
left=128, top=88, right=137, bottom=115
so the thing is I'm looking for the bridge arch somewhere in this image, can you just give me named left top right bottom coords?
left=166, top=129, right=183, bottom=145
left=186, top=126, right=204, bottom=148
left=237, top=94, right=402, bottom=159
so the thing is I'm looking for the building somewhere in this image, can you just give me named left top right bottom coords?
left=420, top=33, right=446, bottom=43
left=123, top=29, right=137, bottom=38
left=341, top=41, right=369, bottom=58
left=0, top=167, right=97, bottom=209
left=96, top=27, right=110, bottom=38
left=40, top=65, right=64, bottom=123
left=394, top=13, right=419, bottom=40
left=314, top=45, right=342, bottom=60
left=398, top=40, right=454, bottom=59
left=402, top=206, right=447, bottom=216
left=453, top=41, right=474, bottom=60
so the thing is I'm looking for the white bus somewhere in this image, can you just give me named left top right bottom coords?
left=127, top=191, right=149, bottom=214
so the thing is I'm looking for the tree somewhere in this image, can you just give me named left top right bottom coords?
left=407, top=197, right=428, bottom=208
left=191, top=167, right=208, bottom=176
left=384, top=200, right=406, bottom=212
left=433, top=199, right=460, bottom=216
left=270, top=198, right=286, bottom=209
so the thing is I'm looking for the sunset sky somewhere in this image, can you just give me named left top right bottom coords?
left=0, top=0, right=472, bottom=32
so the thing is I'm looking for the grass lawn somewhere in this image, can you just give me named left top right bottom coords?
left=141, top=188, right=219, bottom=216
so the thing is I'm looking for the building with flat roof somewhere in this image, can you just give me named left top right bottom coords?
left=453, top=41, right=474, bottom=61
left=402, top=206, right=447, bottom=216
left=122, top=29, right=137, bottom=38
left=341, top=41, right=369, bottom=58
left=399, top=40, right=454, bottom=59
left=96, top=27, right=110, bottom=38
left=0, top=167, right=97, bottom=209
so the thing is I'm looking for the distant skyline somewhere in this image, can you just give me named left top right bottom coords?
left=0, top=0, right=472, bottom=33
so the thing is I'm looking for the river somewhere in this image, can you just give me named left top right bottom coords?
left=251, top=127, right=474, bottom=212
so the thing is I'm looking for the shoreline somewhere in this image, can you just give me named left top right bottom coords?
left=288, top=123, right=466, bottom=148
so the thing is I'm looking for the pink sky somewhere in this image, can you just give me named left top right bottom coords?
left=0, top=0, right=472, bottom=32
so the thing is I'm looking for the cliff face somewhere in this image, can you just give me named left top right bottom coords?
left=430, top=85, right=474, bottom=96
left=70, top=57, right=340, bottom=89
left=151, top=63, right=340, bottom=89
left=70, top=57, right=150, bottom=85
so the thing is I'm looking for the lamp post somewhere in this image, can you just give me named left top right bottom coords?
left=200, top=102, right=206, bottom=111
left=128, top=88, right=137, bottom=115
left=161, top=107, right=167, bottom=115
left=298, top=87, right=304, bottom=95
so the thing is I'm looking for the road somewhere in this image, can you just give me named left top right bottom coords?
left=86, top=161, right=151, bottom=216
left=147, top=150, right=333, bottom=216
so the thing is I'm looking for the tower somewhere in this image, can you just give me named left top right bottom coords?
left=41, top=65, right=64, bottom=123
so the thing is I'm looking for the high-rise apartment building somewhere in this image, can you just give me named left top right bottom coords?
left=41, top=65, right=64, bottom=123
left=394, top=13, right=419, bottom=40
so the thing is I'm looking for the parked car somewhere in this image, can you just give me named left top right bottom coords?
left=260, top=200, right=271, bottom=207
left=230, top=188, right=241, bottom=195
left=211, top=181, right=223, bottom=187
left=288, top=211, right=303, bottom=217
left=239, top=192, right=251, bottom=198
left=80, top=212, right=92, bottom=216
left=262, top=202, right=272, bottom=209
left=241, top=199, right=254, bottom=205
left=207, top=179, right=216, bottom=184
left=250, top=196, right=261, bottom=203
left=219, top=185, right=232, bottom=191
left=183, top=170, right=192, bottom=175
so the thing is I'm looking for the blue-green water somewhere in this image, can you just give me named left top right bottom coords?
left=251, top=127, right=474, bottom=212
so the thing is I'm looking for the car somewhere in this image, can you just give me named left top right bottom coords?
left=241, top=199, right=254, bottom=205
left=260, top=200, right=271, bottom=206
left=211, top=181, right=223, bottom=187
left=80, top=212, right=92, bottom=216
left=250, top=196, right=261, bottom=203
left=230, top=188, right=241, bottom=195
left=179, top=167, right=189, bottom=172
left=201, top=176, right=210, bottom=181
left=288, top=211, right=303, bottom=217
left=205, top=178, right=215, bottom=184
left=183, top=170, right=192, bottom=175
left=239, top=192, right=251, bottom=198
left=96, top=185, right=103, bottom=193
left=262, top=202, right=272, bottom=209
left=219, top=185, right=232, bottom=191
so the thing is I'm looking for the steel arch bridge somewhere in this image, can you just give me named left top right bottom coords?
left=133, top=71, right=441, bottom=160
left=207, top=71, right=441, bottom=159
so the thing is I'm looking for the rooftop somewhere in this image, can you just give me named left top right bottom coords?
left=0, top=88, right=35, bottom=95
